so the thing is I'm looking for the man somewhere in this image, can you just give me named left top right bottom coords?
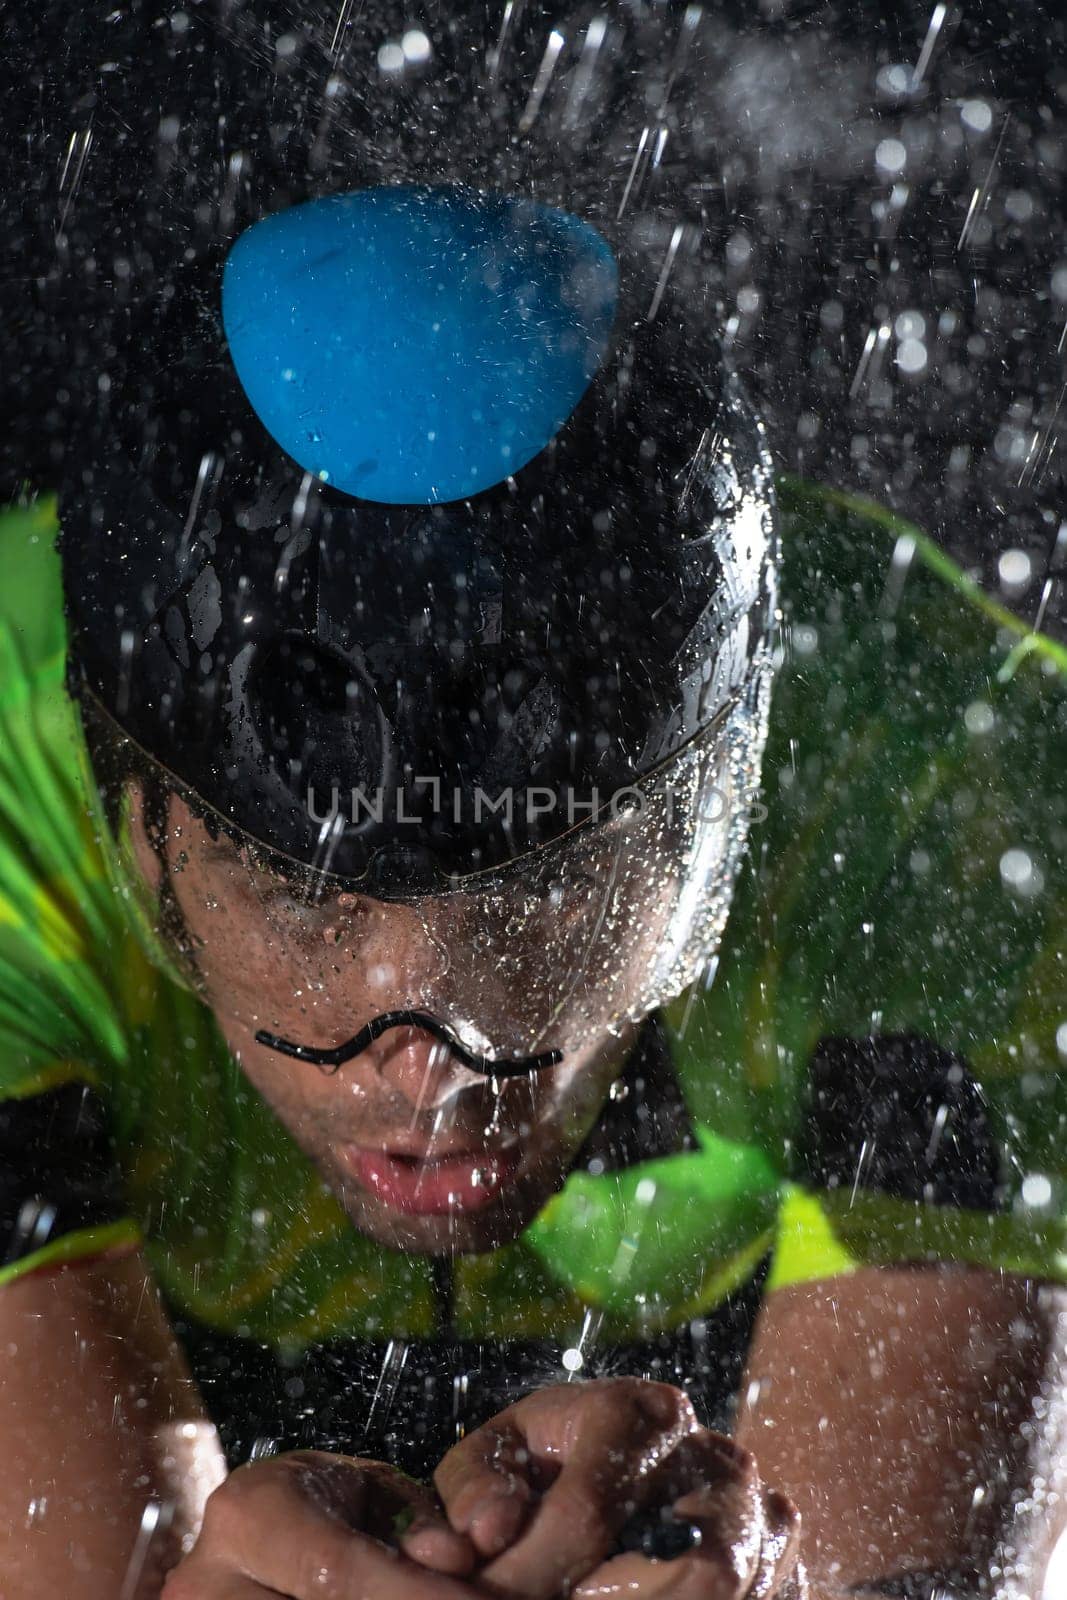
left=3, top=4, right=1067, bottom=1598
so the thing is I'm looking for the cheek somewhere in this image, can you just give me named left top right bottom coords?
left=172, top=881, right=320, bottom=1023
left=518, top=1052, right=617, bottom=1145
left=226, top=1036, right=349, bottom=1137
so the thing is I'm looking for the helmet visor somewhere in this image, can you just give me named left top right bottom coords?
left=80, top=661, right=770, bottom=1070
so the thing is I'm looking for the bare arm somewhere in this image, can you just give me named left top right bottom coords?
left=0, top=1248, right=225, bottom=1598
left=735, top=1264, right=1067, bottom=1598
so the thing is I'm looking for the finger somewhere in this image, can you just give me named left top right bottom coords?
left=196, top=1454, right=479, bottom=1600
left=435, top=1381, right=694, bottom=1561
left=779, top=1555, right=811, bottom=1600
left=294, top=1451, right=475, bottom=1572
left=748, top=1488, right=803, bottom=1600
left=667, top=1434, right=765, bottom=1592
left=400, top=1514, right=479, bottom=1576
left=434, top=1415, right=537, bottom=1557
left=572, top=1550, right=745, bottom=1599
left=163, top=1572, right=277, bottom=1600
left=572, top=1447, right=802, bottom=1600
left=479, top=1381, right=695, bottom=1598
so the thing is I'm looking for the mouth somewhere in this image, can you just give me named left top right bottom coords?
left=336, top=1140, right=521, bottom=1215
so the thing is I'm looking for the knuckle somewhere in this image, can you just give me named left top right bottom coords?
left=692, top=1429, right=756, bottom=1488
left=765, top=1485, right=801, bottom=1533
left=600, top=1376, right=692, bottom=1431
left=200, top=1458, right=287, bottom=1541
left=723, top=1440, right=757, bottom=1487
left=198, top=1478, right=243, bottom=1547
left=434, top=1441, right=489, bottom=1505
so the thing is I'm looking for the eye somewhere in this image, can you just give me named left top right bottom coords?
left=267, top=883, right=334, bottom=921
left=569, top=867, right=602, bottom=892
left=256, top=879, right=324, bottom=920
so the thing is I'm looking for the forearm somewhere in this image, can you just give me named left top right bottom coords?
left=0, top=1248, right=225, bottom=1597
left=735, top=1266, right=1067, bottom=1599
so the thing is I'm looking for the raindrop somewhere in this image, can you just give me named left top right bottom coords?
left=377, top=40, right=405, bottom=74
left=1021, top=1174, right=1053, bottom=1209
left=402, top=28, right=432, bottom=63
left=875, top=63, right=911, bottom=99
left=894, top=311, right=926, bottom=340
left=1000, top=847, right=1044, bottom=896
left=963, top=701, right=994, bottom=735
left=961, top=99, right=993, bottom=133
left=998, top=548, right=1033, bottom=593
left=363, top=1340, right=410, bottom=1444
left=875, top=138, right=907, bottom=175
left=518, top=28, right=566, bottom=134
left=896, top=338, right=927, bottom=375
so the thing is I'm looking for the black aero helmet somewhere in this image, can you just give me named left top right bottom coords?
left=55, top=0, right=777, bottom=1062
left=63, top=189, right=774, bottom=885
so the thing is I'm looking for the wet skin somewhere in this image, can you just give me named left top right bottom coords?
left=129, top=790, right=638, bottom=1255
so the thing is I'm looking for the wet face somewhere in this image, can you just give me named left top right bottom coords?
left=129, top=792, right=636, bottom=1254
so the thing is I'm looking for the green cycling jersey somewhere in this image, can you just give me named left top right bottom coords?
left=0, top=480, right=1065, bottom=1353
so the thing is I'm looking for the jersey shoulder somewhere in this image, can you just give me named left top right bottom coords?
left=665, top=481, right=1067, bottom=1290
left=0, top=496, right=140, bottom=1099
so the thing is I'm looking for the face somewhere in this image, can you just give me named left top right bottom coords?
left=129, top=791, right=638, bottom=1254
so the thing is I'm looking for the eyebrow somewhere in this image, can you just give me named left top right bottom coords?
left=200, top=840, right=256, bottom=871
left=202, top=841, right=307, bottom=893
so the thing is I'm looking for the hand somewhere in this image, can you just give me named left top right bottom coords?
left=420, top=1377, right=694, bottom=1598
left=574, top=1429, right=808, bottom=1598
left=162, top=1450, right=479, bottom=1599
left=418, top=1379, right=806, bottom=1600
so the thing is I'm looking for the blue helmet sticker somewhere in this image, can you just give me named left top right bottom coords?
left=221, top=185, right=618, bottom=505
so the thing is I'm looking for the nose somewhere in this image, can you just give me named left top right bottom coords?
left=376, top=1026, right=487, bottom=1111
